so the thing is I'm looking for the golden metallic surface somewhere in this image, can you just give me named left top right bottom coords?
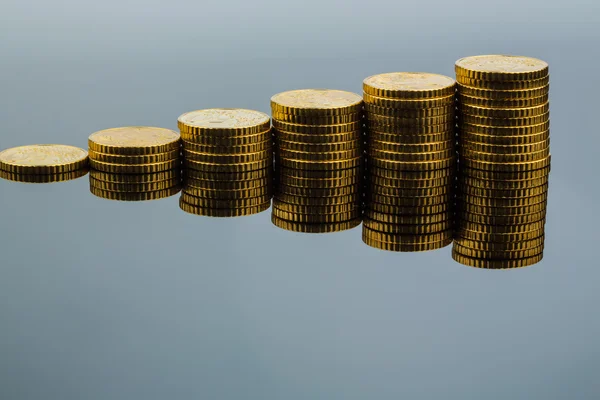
left=458, top=183, right=548, bottom=198
left=457, top=202, right=547, bottom=216
left=367, top=121, right=455, bottom=134
left=276, top=174, right=360, bottom=188
left=459, top=192, right=548, bottom=207
left=456, top=220, right=545, bottom=234
left=458, top=102, right=549, bottom=118
left=460, top=155, right=551, bottom=172
left=454, top=236, right=545, bottom=251
left=181, top=130, right=272, bottom=145
left=185, top=176, right=271, bottom=190
left=90, top=170, right=180, bottom=183
left=459, top=120, right=549, bottom=136
left=180, top=193, right=271, bottom=208
left=178, top=109, right=270, bottom=135
left=272, top=208, right=360, bottom=223
left=461, top=147, right=549, bottom=163
left=453, top=244, right=543, bottom=260
left=272, top=120, right=362, bottom=134
left=179, top=199, right=270, bottom=217
left=363, top=235, right=452, bottom=252
left=369, top=166, right=454, bottom=180
left=368, top=157, right=455, bottom=171
left=90, top=185, right=181, bottom=201
left=458, top=175, right=548, bottom=189
left=368, top=193, right=452, bottom=206
left=272, top=113, right=362, bottom=125
left=89, top=159, right=180, bottom=174
left=363, top=226, right=453, bottom=243
left=88, top=149, right=180, bottom=164
left=369, top=148, right=454, bottom=162
left=276, top=138, right=361, bottom=152
left=457, top=75, right=549, bottom=90
left=459, top=164, right=550, bottom=181
left=369, top=139, right=453, bottom=153
left=271, top=89, right=363, bottom=116
left=458, top=112, right=549, bottom=127
left=184, top=158, right=272, bottom=173
left=278, top=166, right=362, bottom=179
left=369, top=184, right=450, bottom=197
left=185, top=168, right=271, bottom=181
left=363, top=72, right=456, bottom=99
left=364, top=210, right=451, bottom=224
left=276, top=148, right=360, bottom=162
left=0, top=144, right=88, bottom=174
left=276, top=183, right=360, bottom=197
left=183, top=139, right=272, bottom=155
left=454, top=228, right=545, bottom=243
left=368, top=202, right=451, bottom=215
left=457, top=84, right=549, bottom=100
left=88, top=127, right=180, bottom=155
left=460, top=130, right=549, bottom=146
left=371, top=175, right=453, bottom=188
left=0, top=169, right=88, bottom=183
left=275, top=193, right=359, bottom=206
left=457, top=93, right=548, bottom=108
left=455, top=55, right=548, bottom=81
left=451, top=251, right=543, bottom=269
left=369, top=131, right=455, bottom=145
left=274, top=129, right=363, bottom=144
left=366, top=114, right=455, bottom=127
left=457, top=211, right=546, bottom=225
left=90, top=178, right=181, bottom=192
left=271, top=214, right=362, bottom=233
left=364, top=219, right=451, bottom=234
left=460, top=139, right=549, bottom=154
left=364, top=103, right=453, bottom=118
left=183, top=186, right=271, bottom=199
left=276, top=157, right=362, bottom=171
left=363, top=93, right=454, bottom=108
left=183, top=149, right=271, bottom=164
left=273, top=199, right=359, bottom=214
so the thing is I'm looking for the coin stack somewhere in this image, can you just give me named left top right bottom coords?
left=177, top=109, right=273, bottom=217
left=454, top=55, right=550, bottom=269
left=362, top=73, right=456, bottom=251
left=270, top=89, right=364, bottom=233
left=0, top=144, right=89, bottom=183
left=88, top=127, right=182, bottom=201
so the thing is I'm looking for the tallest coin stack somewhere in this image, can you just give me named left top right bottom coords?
left=453, top=55, right=550, bottom=269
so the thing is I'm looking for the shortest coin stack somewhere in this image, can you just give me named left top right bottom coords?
left=0, top=144, right=89, bottom=183
left=177, top=109, right=273, bottom=217
left=88, top=127, right=182, bottom=201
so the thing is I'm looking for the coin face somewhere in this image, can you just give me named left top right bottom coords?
left=178, top=109, right=270, bottom=129
left=89, top=127, right=180, bottom=148
left=0, top=144, right=88, bottom=168
left=271, top=89, right=362, bottom=110
left=456, top=55, right=548, bottom=74
left=364, top=72, right=456, bottom=92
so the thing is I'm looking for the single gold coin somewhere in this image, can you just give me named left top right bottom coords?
left=90, top=170, right=181, bottom=183
left=276, top=183, right=360, bottom=197
left=183, top=149, right=271, bottom=164
left=367, top=121, right=455, bottom=135
left=89, top=158, right=180, bottom=174
left=369, top=148, right=454, bottom=162
left=272, top=119, right=362, bottom=134
left=459, top=155, right=551, bottom=172
left=455, top=55, right=548, bottom=81
left=368, top=131, right=455, bottom=145
left=272, top=208, right=360, bottom=223
left=181, top=130, right=271, bottom=146
left=271, top=214, right=362, bottom=233
left=367, top=202, right=451, bottom=215
left=369, top=139, right=453, bottom=153
left=366, top=113, right=455, bottom=127
left=364, top=210, right=451, bottom=225
left=369, top=184, right=450, bottom=198
left=458, top=120, right=549, bottom=136
left=272, top=113, right=362, bottom=125
left=180, top=192, right=271, bottom=208
left=90, top=185, right=181, bottom=201
left=457, top=84, right=549, bottom=100
left=456, top=220, right=545, bottom=234
left=88, top=127, right=180, bottom=155
left=275, top=193, right=359, bottom=206
left=276, top=138, right=361, bottom=153
left=368, top=193, right=452, bottom=206
left=363, top=93, right=455, bottom=109
left=457, top=75, right=549, bottom=90
left=453, top=236, right=545, bottom=251
left=183, top=186, right=271, bottom=199
left=276, top=148, right=360, bottom=161
left=370, top=174, right=453, bottom=188
left=90, top=178, right=182, bottom=192
left=179, top=198, right=270, bottom=217
left=458, top=112, right=549, bottom=127
left=185, top=176, right=271, bottom=190
left=368, top=165, right=454, bottom=180
left=183, top=139, right=272, bottom=155
left=184, top=158, right=272, bottom=173
left=363, top=235, right=452, bottom=252
left=0, top=169, right=88, bottom=183
left=461, top=147, right=550, bottom=163
left=0, top=144, right=88, bottom=174
left=88, top=149, right=180, bottom=164
left=452, top=251, right=543, bottom=269
left=458, top=175, right=548, bottom=189
left=273, top=199, right=359, bottom=214
left=274, top=129, right=363, bottom=144
left=271, top=89, right=363, bottom=116
left=458, top=192, right=548, bottom=207
left=453, top=244, right=544, bottom=260
left=364, top=103, right=454, bottom=118
left=459, top=164, right=550, bottom=181
left=457, top=93, right=548, bottom=108
left=457, top=210, right=546, bottom=225
left=178, top=108, right=270, bottom=136
left=368, top=157, right=455, bottom=171
left=460, top=131, right=550, bottom=146
left=276, top=174, right=360, bottom=188
left=276, top=157, right=362, bottom=171
left=458, top=102, right=549, bottom=118
left=454, top=228, right=545, bottom=243
left=363, top=72, right=456, bottom=99
left=460, top=138, right=550, bottom=155
left=185, top=167, right=271, bottom=181
left=364, top=219, right=452, bottom=235
left=363, top=226, right=453, bottom=244
left=456, top=202, right=547, bottom=216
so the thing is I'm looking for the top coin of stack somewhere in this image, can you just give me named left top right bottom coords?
left=0, top=144, right=89, bottom=183
left=271, top=89, right=364, bottom=233
left=362, top=72, right=456, bottom=251
left=453, top=55, right=550, bottom=269
left=177, top=109, right=273, bottom=217
left=88, top=127, right=182, bottom=201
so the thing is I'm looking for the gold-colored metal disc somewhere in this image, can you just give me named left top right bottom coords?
left=456, top=220, right=545, bottom=234
left=276, top=183, right=360, bottom=197
left=183, top=139, right=272, bottom=155
left=459, top=155, right=550, bottom=172
left=458, top=183, right=548, bottom=198
left=276, top=174, right=360, bottom=188
left=458, top=165, right=550, bottom=181
left=369, top=148, right=454, bottom=162
left=271, top=214, right=361, bottom=233
left=276, top=138, right=361, bottom=152
left=274, top=129, right=363, bottom=144
left=457, top=75, right=549, bottom=90
left=363, top=72, right=456, bottom=99
left=457, top=211, right=546, bottom=225
left=0, top=144, right=88, bottom=174
left=453, top=244, right=544, bottom=260
left=184, top=158, right=272, bottom=173
left=458, top=102, right=549, bottom=118
left=272, top=120, right=362, bottom=134
left=454, top=228, right=545, bottom=243
left=363, top=93, right=454, bottom=109
left=458, top=192, right=548, bottom=207
left=89, top=159, right=180, bottom=174
left=364, top=103, right=454, bottom=118
left=88, top=149, right=180, bottom=164
left=0, top=169, right=88, bottom=183
left=457, top=84, right=549, bottom=100
left=181, top=130, right=271, bottom=145
left=271, top=89, right=363, bottom=116
left=88, top=127, right=180, bottom=155
left=458, top=112, right=549, bottom=127
left=272, top=113, right=362, bottom=125
left=178, top=108, right=270, bottom=136
left=180, top=192, right=271, bottom=208
left=368, top=166, right=454, bottom=180
left=368, top=193, right=452, bottom=206
left=364, top=210, right=451, bottom=224
left=367, top=121, right=455, bottom=135
left=368, top=131, right=455, bottom=145
left=364, top=219, right=452, bottom=234
left=457, top=93, right=548, bottom=108
left=185, top=176, right=271, bottom=190
left=458, top=175, right=548, bottom=189
left=273, top=199, right=359, bottom=214
left=461, top=148, right=550, bottom=163
left=90, top=178, right=181, bottom=192
left=90, top=170, right=181, bottom=183
left=460, top=139, right=549, bottom=154
left=275, top=193, right=360, bottom=206
left=456, top=202, right=547, bottom=216
left=185, top=168, right=271, bottom=181
left=90, top=185, right=181, bottom=201
left=368, top=157, right=455, bottom=171
left=453, top=236, right=545, bottom=251
left=276, top=157, right=362, bottom=171
left=368, top=184, right=450, bottom=198
left=367, top=203, right=451, bottom=215
left=366, top=114, right=455, bottom=127
left=183, top=149, right=271, bottom=164
left=370, top=174, right=453, bottom=188
left=460, top=130, right=549, bottom=146
left=276, top=148, right=360, bottom=161
left=183, top=186, right=271, bottom=199
left=369, top=140, right=453, bottom=153
left=455, top=55, right=548, bottom=81
left=458, top=121, right=549, bottom=136
left=272, top=208, right=361, bottom=223
left=179, top=198, right=270, bottom=217
left=451, top=251, right=543, bottom=269
left=363, top=226, right=453, bottom=244
left=363, top=235, right=452, bottom=252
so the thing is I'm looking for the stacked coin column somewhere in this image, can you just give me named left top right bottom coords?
left=362, top=73, right=456, bottom=251
left=270, top=89, right=363, bottom=233
left=88, top=127, right=182, bottom=201
left=177, top=109, right=273, bottom=217
left=453, top=55, right=550, bottom=269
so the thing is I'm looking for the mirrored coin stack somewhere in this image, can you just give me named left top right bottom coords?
left=362, top=73, right=456, bottom=251
left=454, top=55, right=550, bottom=269
left=88, top=127, right=182, bottom=201
left=177, top=109, right=273, bottom=217
left=271, top=89, right=364, bottom=233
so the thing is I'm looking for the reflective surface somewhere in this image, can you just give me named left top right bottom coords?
left=1, top=0, right=599, bottom=399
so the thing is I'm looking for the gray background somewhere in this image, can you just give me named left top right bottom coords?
left=1, top=0, right=599, bottom=398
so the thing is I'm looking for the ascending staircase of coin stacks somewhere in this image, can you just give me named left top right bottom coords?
left=270, top=89, right=364, bottom=233
left=88, top=127, right=182, bottom=201
left=177, top=109, right=273, bottom=217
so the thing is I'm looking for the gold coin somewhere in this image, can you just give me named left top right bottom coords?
left=90, top=170, right=180, bottom=183
left=370, top=174, right=453, bottom=188
left=88, top=127, right=180, bottom=155
left=271, top=214, right=361, bottom=233
left=364, top=103, right=453, bottom=118
left=272, top=208, right=360, bottom=223
left=369, top=184, right=450, bottom=197
left=457, top=93, right=548, bottom=108
left=184, top=158, right=272, bottom=173
left=89, top=159, right=180, bottom=174
left=367, top=203, right=451, bottom=215
left=457, top=84, right=549, bottom=100
left=458, top=120, right=549, bottom=136
left=453, top=244, right=544, bottom=260
left=273, top=199, right=359, bottom=214
left=454, top=228, right=545, bottom=243
left=451, top=251, right=543, bottom=269
left=456, top=202, right=547, bottom=216
left=178, top=108, right=270, bottom=136
left=369, top=148, right=454, bottom=162
left=276, top=138, right=361, bottom=152
left=276, top=183, right=360, bottom=197
left=278, top=166, right=362, bottom=180
left=363, top=226, right=453, bottom=243
left=457, top=75, right=549, bottom=91
left=183, top=186, right=271, bottom=199
left=276, top=157, right=362, bottom=171
left=275, top=193, right=359, bottom=206
left=456, top=220, right=545, bottom=234
left=185, top=168, right=271, bottom=181
left=363, top=235, right=452, bottom=252
left=272, top=113, right=362, bottom=125
left=183, top=149, right=271, bottom=164
left=458, top=183, right=548, bottom=198
left=363, top=93, right=454, bottom=108
left=90, top=185, right=181, bottom=201
left=460, top=132, right=550, bottom=147
left=458, top=102, right=549, bottom=118
left=364, top=219, right=452, bottom=234
left=276, top=174, right=360, bottom=188
left=180, top=192, right=271, bottom=208
left=0, top=169, right=88, bottom=183
left=368, top=193, right=452, bottom=206
left=364, top=210, right=451, bottom=224
left=458, top=192, right=548, bottom=207
left=185, top=176, right=271, bottom=190
left=272, top=119, right=362, bottom=134
left=458, top=112, right=549, bottom=127
left=271, top=89, right=363, bottom=116
left=457, top=175, right=548, bottom=189
left=455, top=55, right=548, bottom=81
left=460, top=155, right=550, bottom=172
left=363, top=72, right=456, bottom=99
left=183, top=139, right=272, bottom=154
left=366, top=114, right=455, bottom=127
left=179, top=198, right=270, bottom=217
left=88, top=149, right=180, bottom=164
left=368, top=131, right=455, bottom=145
left=274, top=129, right=363, bottom=144
left=367, top=121, right=455, bottom=135
left=368, top=157, right=455, bottom=171
left=90, top=178, right=181, bottom=192
left=454, top=236, right=545, bottom=251
left=461, top=147, right=550, bottom=163
left=369, top=139, right=453, bottom=153
left=276, top=148, right=360, bottom=162
left=0, top=144, right=88, bottom=174
left=457, top=210, right=546, bottom=225
left=181, top=130, right=271, bottom=146
left=459, top=164, right=550, bottom=181
left=368, top=166, right=454, bottom=180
